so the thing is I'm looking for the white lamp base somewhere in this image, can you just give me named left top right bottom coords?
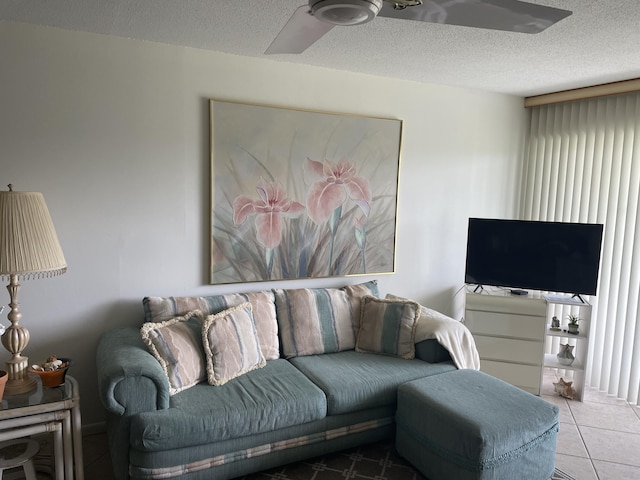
left=2, top=277, right=37, bottom=395
left=4, top=354, right=36, bottom=395
left=4, top=375, right=37, bottom=395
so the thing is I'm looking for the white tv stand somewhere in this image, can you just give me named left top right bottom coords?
left=464, top=286, right=592, bottom=401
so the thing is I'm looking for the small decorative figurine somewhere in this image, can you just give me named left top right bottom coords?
left=556, top=344, right=575, bottom=366
left=553, top=377, right=576, bottom=400
left=550, top=316, right=561, bottom=330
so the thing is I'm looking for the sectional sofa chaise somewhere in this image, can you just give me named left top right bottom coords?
left=96, top=280, right=558, bottom=480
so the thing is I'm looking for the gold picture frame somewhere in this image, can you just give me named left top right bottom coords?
left=210, top=99, right=403, bottom=284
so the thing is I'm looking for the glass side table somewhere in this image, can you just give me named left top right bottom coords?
left=0, top=375, right=84, bottom=480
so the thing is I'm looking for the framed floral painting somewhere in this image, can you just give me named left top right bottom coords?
left=209, top=99, right=402, bottom=284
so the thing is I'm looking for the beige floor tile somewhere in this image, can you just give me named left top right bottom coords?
left=579, top=425, right=640, bottom=466
left=554, top=453, right=598, bottom=480
left=554, top=369, right=575, bottom=381
left=593, top=459, right=640, bottom=480
left=542, top=368, right=560, bottom=396
left=569, top=401, right=640, bottom=433
left=583, top=387, right=632, bottom=406
left=556, top=422, right=589, bottom=458
left=542, top=394, right=574, bottom=424
left=541, top=379, right=561, bottom=396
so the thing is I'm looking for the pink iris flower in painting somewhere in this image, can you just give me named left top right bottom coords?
left=305, top=157, right=372, bottom=225
left=233, top=178, right=305, bottom=249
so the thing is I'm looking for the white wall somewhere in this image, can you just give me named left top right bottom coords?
left=0, top=21, right=525, bottom=427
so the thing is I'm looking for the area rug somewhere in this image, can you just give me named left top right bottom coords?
left=236, top=441, right=574, bottom=480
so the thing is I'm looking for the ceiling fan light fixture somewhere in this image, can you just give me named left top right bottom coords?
left=310, top=0, right=383, bottom=26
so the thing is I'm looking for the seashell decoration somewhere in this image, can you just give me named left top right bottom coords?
left=553, top=377, right=576, bottom=400
left=31, top=355, right=70, bottom=371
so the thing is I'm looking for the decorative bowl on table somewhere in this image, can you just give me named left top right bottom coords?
left=28, top=357, right=72, bottom=387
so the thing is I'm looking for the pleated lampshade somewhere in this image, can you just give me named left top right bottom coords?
left=0, top=187, right=67, bottom=279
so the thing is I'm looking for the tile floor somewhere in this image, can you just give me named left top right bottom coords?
left=542, top=368, right=640, bottom=480
left=79, top=372, right=640, bottom=480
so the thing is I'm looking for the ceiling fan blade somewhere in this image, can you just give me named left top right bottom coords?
left=265, top=5, right=335, bottom=54
left=379, top=0, right=572, bottom=34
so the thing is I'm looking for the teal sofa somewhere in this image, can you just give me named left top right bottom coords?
left=96, top=282, right=456, bottom=480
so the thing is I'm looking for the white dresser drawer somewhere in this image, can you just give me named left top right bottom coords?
left=480, top=360, right=542, bottom=395
left=465, top=293, right=546, bottom=316
left=474, top=336, right=543, bottom=365
left=465, top=310, right=545, bottom=340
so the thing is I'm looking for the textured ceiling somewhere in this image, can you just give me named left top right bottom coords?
left=1, top=0, right=639, bottom=96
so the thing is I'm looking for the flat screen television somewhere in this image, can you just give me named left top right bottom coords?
left=464, top=218, right=604, bottom=296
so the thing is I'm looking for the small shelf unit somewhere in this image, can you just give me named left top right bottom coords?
left=542, top=293, right=592, bottom=401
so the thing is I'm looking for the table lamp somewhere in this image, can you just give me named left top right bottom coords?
left=0, top=184, right=67, bottom=394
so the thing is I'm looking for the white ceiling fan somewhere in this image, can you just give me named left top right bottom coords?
left=265, top=0, right=572, bottom=54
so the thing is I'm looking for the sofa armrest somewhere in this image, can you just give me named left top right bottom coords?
left=415, top=339, right=452, bottom=364
left=97, top=326, right=170, bottom=416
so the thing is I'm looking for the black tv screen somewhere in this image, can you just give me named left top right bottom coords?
left=464, top=218, right=604, bottom=296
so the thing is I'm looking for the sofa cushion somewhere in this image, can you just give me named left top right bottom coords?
left=289, top=350, right=456, bottom=415
left=128, top=406, right=395, bottom=479
left=130, top=359, right=327, bottom=451
left=274, top=287, right=356, bottom=358
left=202, top=303, right=266, bottom=386
left=142, top=291, right=279, bottom=360
left=342, top=280, right=380, bottom=330
left=140, top=310, right=206, bottom=395
left=356, top=296, right=420, bottom=359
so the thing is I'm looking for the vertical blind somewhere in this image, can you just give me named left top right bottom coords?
left=521, top=92, right=640, bottom=405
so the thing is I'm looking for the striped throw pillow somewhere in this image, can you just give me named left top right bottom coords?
left=142, top=291, right=279, bottom=360
left=140, top=310, right=206, bottom=395
left=202, top=303, right=266, bottom=386
left=356, top=296, right=420, bottom=359
left=274, top=287, right=355, bottom=358
left=342, top=280, right=379, bottom=330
